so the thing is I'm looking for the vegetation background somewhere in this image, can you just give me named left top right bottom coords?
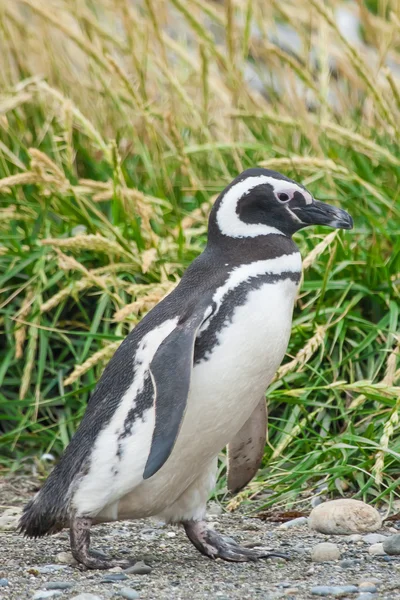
left=0, top=0, right=399, bottom=511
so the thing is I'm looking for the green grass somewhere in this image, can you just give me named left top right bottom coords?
left=0, top=0, right=399, bottom=510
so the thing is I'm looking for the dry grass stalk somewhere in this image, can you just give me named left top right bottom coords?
left=259, top=157, right=348, bottom=175
left=29, top=148, right=68, bottom=188
left=40, top=234, right=132, bottom=258
left=40, top=279, right=97, bottom=313
left=373, top=339, right=400, bottom=483
left=302, top=231, right=339, bottom=271
left=113, top=282, right=177, bottom=322
left=274, top=324, right=327, bottom=381
left=141, top=248, right=158, bottom=274
left=0, top=172, right=38, bottom=189
left=64, top=341, right=121, bottom=386
left=14, top=289, right=35, bottom=359
left=19, top=312, right=39, bottom=400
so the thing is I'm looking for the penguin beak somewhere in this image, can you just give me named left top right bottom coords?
left=292, top=200, right=353, bottom=230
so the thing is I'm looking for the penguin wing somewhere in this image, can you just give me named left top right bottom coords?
left=143, top=300, right=215, bottom=479
left=227, top=397, right=267, bottom=494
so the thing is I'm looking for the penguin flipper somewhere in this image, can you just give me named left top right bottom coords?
left=143, top=302, right=215, bottom=479
left=227, top=397, right=267, bottom=494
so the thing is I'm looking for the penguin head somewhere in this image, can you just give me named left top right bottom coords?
left=211, top=168, right=353, bottom=239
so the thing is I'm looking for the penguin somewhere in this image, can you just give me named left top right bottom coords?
left=19, top=168, right=353, bottom=569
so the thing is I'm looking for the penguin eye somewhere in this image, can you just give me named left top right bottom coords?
left=277, top=192, right=290, bottom=203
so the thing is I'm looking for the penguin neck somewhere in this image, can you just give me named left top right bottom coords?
left=205, top=232, right=300, bottom=267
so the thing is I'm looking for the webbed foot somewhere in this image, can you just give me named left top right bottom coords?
left=183, top=520, right=289, bottom=563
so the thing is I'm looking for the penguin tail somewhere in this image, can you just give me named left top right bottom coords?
left=18, top=487, right=68, bottom=538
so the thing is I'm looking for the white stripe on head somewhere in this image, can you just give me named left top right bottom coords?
left=216, top=175, right=312, bottom=238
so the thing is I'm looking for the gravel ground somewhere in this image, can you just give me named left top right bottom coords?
left=2, top=478, right=400, bottom=600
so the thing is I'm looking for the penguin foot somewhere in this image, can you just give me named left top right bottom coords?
left=183, top=520, right=289, bottom=563
left=70, top=516, right=132, bottom=570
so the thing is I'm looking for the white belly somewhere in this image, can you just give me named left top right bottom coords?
left=113, top=277, right=298, bottom=520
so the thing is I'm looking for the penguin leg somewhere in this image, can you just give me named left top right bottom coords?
left=70, top=516, right=131, bottom=570
left=183, top=520, right=289, bottom=562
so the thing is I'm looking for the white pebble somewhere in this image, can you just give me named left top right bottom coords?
left=362, top=533, right=387, bottom=544
left=368, top=543, right=385, bottom=556
left=358, top=582, right=377, bottom=593
left=32, top=592, right=62, bottom=600
left=311, top=542, right=341, bottom=562
left=279, top=517, right=308, bottom=529
left=309, top=499, right=382, bottom=535
left=55, top=551, right=77, bottom=565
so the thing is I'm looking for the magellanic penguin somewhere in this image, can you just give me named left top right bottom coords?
left=19, top=168, right=353, bottom=569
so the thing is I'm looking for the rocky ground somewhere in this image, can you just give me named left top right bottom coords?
left=1, top=478, right=400, bottom=600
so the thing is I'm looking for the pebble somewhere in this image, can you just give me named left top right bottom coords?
left=279, top=517, right=308, bottom=529
left=358, top=582, right=377, bottom=593
left=368, top=543, right=385, bottom=556
left=311, top=585, right=358, bottom=596
left=383, top=533, right=400, bottom=555
left=311, top=497, right=324, bottom=508
left=139, top=528, right=160, bottom=541
left=309, top=499, right=382, bottom=535
left=100, top=573, right=128, bottom=583
left=124, top=561, right=152, bottom=575
left=56, top=551, right=77, bottom=565
left=0, top=579, right=8, bottom=587
left=0, top=507, right=22, bottom=531
left=71, top=595, right=103, bottom=600
left=362, top=533, right=387, bottom=544
left=356, top=595, right=375, bottom=600
left=311, top=542, right=341, bottom=562
left=43, top=581, right=75, bottom=590
left=208, top=501, right=223, bottom=516
left=118, top=588, right=140, bottom=600
left=340, top=559, right=362, bottom=569
left=32, top=592, right=63, bottom=600
left=36, top=565, right=68, bottom=574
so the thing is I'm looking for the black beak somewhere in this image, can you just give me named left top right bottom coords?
left=292, top=200, right=353, bottom=230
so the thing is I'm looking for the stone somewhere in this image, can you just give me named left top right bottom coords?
left=278, top=517, right=308, bottom=529
left=0, top=507, right=22, bottom=531
left=118, top=589, right=140, bottom=600
left=311, top=542, right=341, bottom=562
left=356, top=595, right=375, bottom=600
left=32, top=592, right=63, bottom=600
left=348, top=534, right=363, bottom=543
left=311, top=586, right=358, bottom=596
left=35, top=565, right=68, bottom=574
left=55, top=551, right=77, bottom=565
left=0, top=579, right=8, bottom=587
left=71, top=596, right=103, bottom=600
left=383, top=534, right=400, bottom=555
left=368, top=543, right=385, bottom=556
left=340, top=559, right=361, bottom=569
left=362, top=533, right=387, bottom=544
left=43, top=582, right=74, bottom=590
left=124, top=561, right=152, bottom=575
left=311, top=497, right=324, bottom=508
left=309, top=499, right=382, bottom=535
left=100, top=573, right=128, bottom=583
left=358, top=582, right=377, bottom=593
left=207, top=501, right=223, bottom=516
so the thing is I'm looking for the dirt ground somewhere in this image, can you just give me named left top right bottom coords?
left=1, top=477, right=400, bottom=600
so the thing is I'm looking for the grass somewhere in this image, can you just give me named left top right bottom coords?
left=0, top=0, right=399, bottom=510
